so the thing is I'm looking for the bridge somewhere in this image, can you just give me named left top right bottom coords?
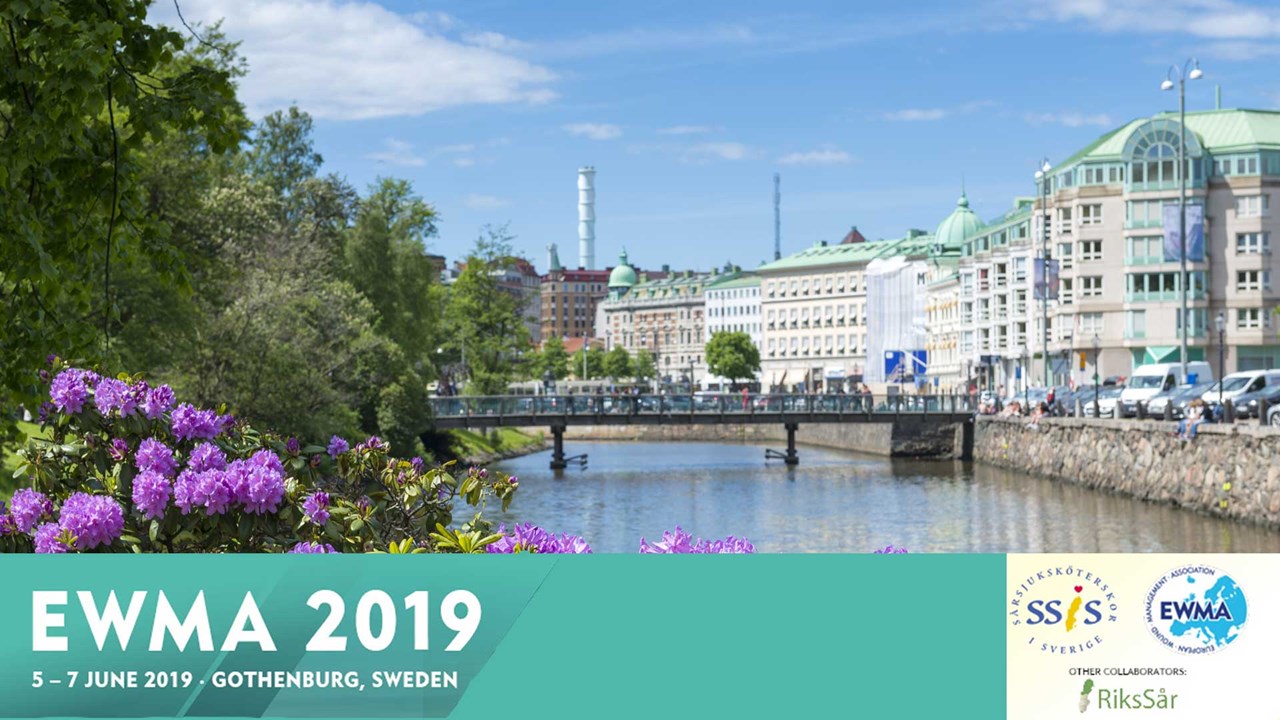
left=429, top=393, right=976, bottom=468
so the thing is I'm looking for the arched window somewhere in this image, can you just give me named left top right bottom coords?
left=1123, top=119, right=1203, bottom=188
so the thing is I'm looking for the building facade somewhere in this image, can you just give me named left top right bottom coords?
left=601, top=250, right=717, bottom=385
left=493, top=258, right=542, bottom=345
left=703, top=271, right=761, bottom=387
left=757, top=232, right=933, bottom=392
left=539, top=243, right=610, bottom=343
left=945, top=108, right=1280, bottom=390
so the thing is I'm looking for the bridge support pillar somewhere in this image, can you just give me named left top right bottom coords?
left=550, top=425, right=567, bottom=470
left=784, top=422, right=799, bottom=466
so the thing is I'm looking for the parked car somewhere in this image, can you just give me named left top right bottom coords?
left=1081, top=385, right=1124, bottom=417
left=1266, top=403, right=1280, bottom=427
left=1147, top=382, right=1214, bottom=419
left=1119, top=361, right=1214, bottom=418
left=1227, top=372, right=1280, bottom=418
left=1203, top=370, right=1274, bottom=407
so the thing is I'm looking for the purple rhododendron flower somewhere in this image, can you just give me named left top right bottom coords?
left=187, top=442, right=227, bottom=473
left=141, top=385, right=175, bottom=420
left=509, top=475, right=519, bottom=488
left=174, top=469, right=234, bottom=516
left=638, top=526, right=756, bottom=554
left=58, top=493, right=124, bottom=550
left=286, top=437, right=300, bottom=456
left=135, top=438, right=178, bottom=478
left=93, top=378, right=130, bottom=417
left=289, top=541, right=338, bottom=554
left=873, top=545, right=909, bottom=554
left=302, top=491, right=330, bottom=526
left=355, top=436, right=385, bottom=452
left=108, top=438, right=130, bottom=462
left=131, top=470, right=172, bottom=520
left=37, top=402, right=55, bottom=424
left=227, top=450, right=285, bottom=514
left=11, top=488, right=53, bottom=533
left=50, top=369, right=90, bottom=414
left=171, top=403, right=224, bottom=441
left=327, top=435, right=348, bottom=459
left=0, top=513, right=18, bottom=536
left=410, top=456, right=424, bottom=474
left=486, top=523, right=592, bottom=554
left=34, top=523, right=67, bottom=554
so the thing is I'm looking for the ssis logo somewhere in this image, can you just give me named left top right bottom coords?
left=1009, top=564, right=1117, bottom=655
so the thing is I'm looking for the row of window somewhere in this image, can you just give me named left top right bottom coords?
left=766, top=334, right=865, bottom=357
left=765, top=274, right=861, bottom=298
left=708, top=323, right=760, bottom=335
left=708, top=305, right=757, bottom=317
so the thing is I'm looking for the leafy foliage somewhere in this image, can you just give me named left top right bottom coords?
left=603, top=346, right=632, bottom=379
left=705, top=331, right=761, bottom=388
left=0, top=0, right=244, bottom=444
left=443, top=226, right=532, bottom=395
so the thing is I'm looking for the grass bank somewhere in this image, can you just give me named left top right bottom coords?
left=448, top=428, right=546, bottom=465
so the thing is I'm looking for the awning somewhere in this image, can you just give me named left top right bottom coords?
left=1143, top=346, right=1179, bottom=364
left=825, top=367, right=846, bottom=379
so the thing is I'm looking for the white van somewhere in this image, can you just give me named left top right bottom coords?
left=1202, top=370, right=1271, bottom=406
left=1119, top=361, right=1214, bottom=417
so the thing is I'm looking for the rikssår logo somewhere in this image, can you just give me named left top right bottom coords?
left=1009, top=564, right=1117, bottom=655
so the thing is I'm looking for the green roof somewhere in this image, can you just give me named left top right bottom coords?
left=1051, top=109, right=1280, bottom=172
left=934, top=193, right=984, bottom=248
left=707, top=273, right=760, bottom=290
left=758, top=232, right=933, bottom=273
left=608, top=248, right=638, bottom=287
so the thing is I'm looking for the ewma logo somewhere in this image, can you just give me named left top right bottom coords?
left=1009, top=564, right=1117, bottom=655
left=1144, top=565, right=1247, bottom=655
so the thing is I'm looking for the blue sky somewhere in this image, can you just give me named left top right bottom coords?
left=159, top=0, right=1280, bottom=272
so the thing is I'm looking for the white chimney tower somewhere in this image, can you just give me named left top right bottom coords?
left=578, top=166, right=595, bottom=270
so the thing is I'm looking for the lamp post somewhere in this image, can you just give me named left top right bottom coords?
left=1091, top=334, right=1101, bottom=415
left=1161, top=58, right=1203, bottom=381
left=1034, top=158, right=1052, bottom=388
left=1216, top=311, right=1226, bottom=406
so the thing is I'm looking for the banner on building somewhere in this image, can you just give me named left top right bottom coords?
left=1162, top=202, right=1205, bottom=262
left=1032, top=258, right=1059, bottom=301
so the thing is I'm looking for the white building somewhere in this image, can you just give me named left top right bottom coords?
left=704, top=272, right=762, bottom=387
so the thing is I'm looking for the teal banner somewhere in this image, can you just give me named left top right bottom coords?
left=0, top=556, right=1004, bottom=719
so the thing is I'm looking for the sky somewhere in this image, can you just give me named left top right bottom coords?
left=155, top=0, right=1280, bottom=273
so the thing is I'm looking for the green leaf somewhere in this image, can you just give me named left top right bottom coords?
left=149, top=520, right=159, bottom=543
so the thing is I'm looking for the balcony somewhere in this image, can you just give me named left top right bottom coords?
left=1124, top=289, right=1207, bottom=303
left=1176, top=326, right=1207, bottom=339
left=1124, top=254, right=1165, bottom=266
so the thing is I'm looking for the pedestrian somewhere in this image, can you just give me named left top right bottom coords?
left=1177, top=400, right=1207, bottom=442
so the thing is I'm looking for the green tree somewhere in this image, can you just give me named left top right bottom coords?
left=0, top=1, right=242, bottom=440
left=634, top=349, right=657, bottom=382
left=345, top=177, right=444, bottom=365
left=604, top=346, right=632, bottom=379
left=535, top=335, right=570, bottom=380
left=571, top=345, right=605, bottom=379
left=706, top=331, right=761, bottom=390
left=443, top=226, right=531, bottom=395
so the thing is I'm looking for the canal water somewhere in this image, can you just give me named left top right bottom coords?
left=494, top=441, right=1280, bottom=553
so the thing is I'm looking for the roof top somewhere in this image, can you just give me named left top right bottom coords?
left=934, top=193, right=984, bottom=248
left=758, top=232, right=934, bottom=273
left=707, top=273, right=760, bottom=290
left=608, top=249, right=638, bottom=288
left=1052, top=109, right=1280, bottom=171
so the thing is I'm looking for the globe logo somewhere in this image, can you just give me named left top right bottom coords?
left=1144, top=565, right=1247, bottom=655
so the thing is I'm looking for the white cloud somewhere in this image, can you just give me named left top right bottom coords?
left=453, top=158, right=476, bottom=168
left=436, top=143, right=476, bottom=154
left=465, top=194, right=510, bottom=209
left=657, top=125, right=716, bottom=135
left=1032, top=0, right=1280, bottom=39
left=683, top=142, right=749, bottom=162
left=152, top=0, right=556, bottom=120
left=778, top=147, right=853, bottom=166
left=1024, top=111, right=1114, bottom=128
left=563, top=123, right=623, bottom=140
left=364, top=138, right=425, bottom=167
left=463, top=31, right=531, bottom=52
left=883, top=108, right=950, bottom=121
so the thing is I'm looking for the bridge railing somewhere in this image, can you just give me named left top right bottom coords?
left=428, top=393, right=979, bottom=419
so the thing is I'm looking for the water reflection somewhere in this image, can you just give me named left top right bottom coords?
left=493, top=441, right=1280, bottom=554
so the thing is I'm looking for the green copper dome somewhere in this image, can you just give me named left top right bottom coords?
left=609, top=249, right=638, bottom=288
left=933, top=193, right=983, bottom=249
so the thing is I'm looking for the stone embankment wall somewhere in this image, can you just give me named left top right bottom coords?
left=564, top=419, right=967, bottom=459
left=974, top=416, right=1280, bottom=527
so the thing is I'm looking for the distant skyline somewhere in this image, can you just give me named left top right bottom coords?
left=159, top=0, right=1280, bottom=271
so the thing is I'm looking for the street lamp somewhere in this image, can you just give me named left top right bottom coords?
left=1091, top=334, right=1101, bottom=415
left=1162, top=58, right=1203, bottom=382
left=1034, top=158, right=1052, bottom=388
left=1216, top=311, right=1226, bottom=406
